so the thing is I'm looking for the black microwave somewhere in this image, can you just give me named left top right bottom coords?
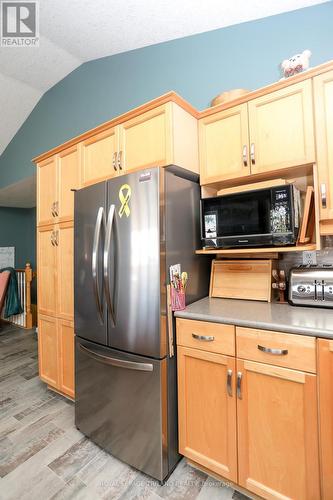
left=201, top=185, right=301, bottom=249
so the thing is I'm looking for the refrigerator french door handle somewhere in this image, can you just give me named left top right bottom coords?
left=92, top=206, right=105, bottom=325
left=79, top=343, right=153, bottom=371
left=104, top=204, right=116, bottom=327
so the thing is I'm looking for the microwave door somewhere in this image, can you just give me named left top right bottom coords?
left=201, top=189, right=272, bottom=248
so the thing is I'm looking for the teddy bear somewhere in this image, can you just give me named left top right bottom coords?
left=281, top=50, right=312, bottom=79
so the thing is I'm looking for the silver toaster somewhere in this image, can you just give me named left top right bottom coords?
left=289, top=265, right=333, bottom=308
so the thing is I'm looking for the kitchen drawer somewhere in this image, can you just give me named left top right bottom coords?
left=236, top=327, right=316, bottom=373
left=176, top=319, right=235, bottom=356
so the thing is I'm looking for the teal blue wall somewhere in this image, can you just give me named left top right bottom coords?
left=0, top=2, right=332, bottom=189
left=0, top=208, right=36, bottom=269
left=0, top=207, right=36, bottom=302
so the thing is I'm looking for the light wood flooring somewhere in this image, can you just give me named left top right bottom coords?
left=0, top=325, right=250, bottom=500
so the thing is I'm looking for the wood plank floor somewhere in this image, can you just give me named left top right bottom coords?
left=0, top=325, right=251, bottom=500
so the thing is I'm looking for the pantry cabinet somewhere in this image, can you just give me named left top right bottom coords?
left=177, top=346, right=237, bottom=481
left=58, top=145, right=81, bottom=222
left=237, top=359, right=320, bottom=500
left=58, top=319, right=75, bottom=398
left=38, top=222, right=74, bottom=321
left=199, top=104, right=249, bottom=184
left=199, top=80, right=315, bottom=184
left=176, top=318, right=321, bottom=500
left=57, top=222, right=74, bottom=321
left=38, top=315, right=59, bottom=388
left=38, top=315, right=75, bottom=398
left=38, top=225, right=58, bottom=317
left=37, top=156, right=57, bottom=226
left=37, top=144, right=81, bottom=226
left=314, top=70, right=333, bottom=222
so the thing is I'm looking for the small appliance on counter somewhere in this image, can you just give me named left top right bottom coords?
left=201, top=184, right=301, bottom=249
left=289, top=265, right=333, bottom=308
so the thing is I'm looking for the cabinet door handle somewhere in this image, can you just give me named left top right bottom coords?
left=51, top=231, right=55, bottom=246
left=321, top=183, right=327, bottom=209
left=242, top=145, right=248, bottom=167
left=250, top=143, right=255, bottom=165
left=118, top=151, right=123, bottom=170
left=192, top=333, right=215, bottom=341
left=55, top=201, right=59, bottom=216
left=51, top=202, right=56, bottom=217
left=227, top=369, right=233, bottom=397
left=258, top=344, right=288, bottom=356
left=54, top=230, right=59, bottom=246
left=237, top=371, right=242, bottom=399
left=112, top=152, right=117, bottom=171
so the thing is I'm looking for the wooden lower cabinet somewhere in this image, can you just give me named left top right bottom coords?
left=237, top=359, right=320, bottom=500
left=177, top=320, right=322, bottom=500
left=177, top=346, right=237, bottom=481
left=317, top=338, right=333, bottom=499
left=58, top=319, right=75, bottom=398
left=38, top=315, right=59, bottom=388
left=38, top=314, right=74, bottom=399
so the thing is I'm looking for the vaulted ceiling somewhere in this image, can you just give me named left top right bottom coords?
left=0, top=0, right=329, bottom=156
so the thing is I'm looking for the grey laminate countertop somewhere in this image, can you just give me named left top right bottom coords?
left=175, top=297, right=333, bottom=339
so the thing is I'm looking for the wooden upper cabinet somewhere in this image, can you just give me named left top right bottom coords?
left=314, top=70, right=333, bottom=221
left=118, top=105, right=171, bottom=173
left=317, top=338, right=333, bottom=500
left=81, top=127, right=119, bottom=186
left=37, top=156, right=57, bottom=226
left=119, top=102, right=199, bottom=174
left=38, top=226, right=58, bottom=317
left=237, top=359, right=320, bottom=500
left=58, top=319, right=75, bottom=399
left=38, top=314, right=59, bottom=388
left=58, top=145, right=81, bottom=222
left=177, top=346, right=237, bottom=482
left=248, top=80, right=315, bottom=174
left=57, top=222, right=74, bottom=321
left=199, top=104, right=250, bottom=184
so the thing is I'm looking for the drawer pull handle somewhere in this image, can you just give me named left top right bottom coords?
left=258, top=345, right=288, bottom=355
left=237, top=371, right=242, bottom=399
left=227, top=265, right=252, bottom=271
left=192, top=333, right=215, bottom=341
left=227, top=369, right=233, bottom=397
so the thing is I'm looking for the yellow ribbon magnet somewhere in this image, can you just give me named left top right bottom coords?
left=118, top=184, right=131, bottom=218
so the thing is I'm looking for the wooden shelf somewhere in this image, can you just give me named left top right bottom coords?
left=195, top=244, right=317, bottom=255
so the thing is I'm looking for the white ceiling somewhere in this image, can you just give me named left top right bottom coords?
left=0, top=0, right=329, bottom=157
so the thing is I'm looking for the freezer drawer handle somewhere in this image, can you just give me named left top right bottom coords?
left=92, top=206, right=105, bottom=325
left=192, top=333, right=215, bottom=341
left=257, top=345, right=288, bottom=356
left=104, top=204, right=116, bottom=327
left=79, top=344, right=154, bottom=371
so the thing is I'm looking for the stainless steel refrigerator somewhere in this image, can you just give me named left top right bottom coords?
left=74, top=165, right=210, bottom=482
